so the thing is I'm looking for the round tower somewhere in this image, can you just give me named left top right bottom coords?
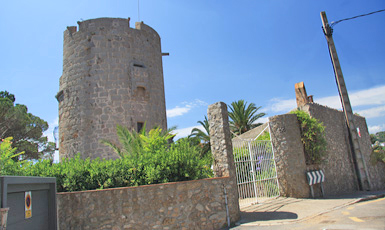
left=57, top=18, right=167, bottom=160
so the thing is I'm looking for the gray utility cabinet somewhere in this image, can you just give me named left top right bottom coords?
left=0, top=176, right=57, bottom=230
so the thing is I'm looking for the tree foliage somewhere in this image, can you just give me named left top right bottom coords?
left=189, top=116, right=211, bottom=158
left=371, top=131, right=385, bottom=144
left=290, top=110, right=327, bottom=165
left=0, top=137, right=25, bottom=176
left=0, top=91, right=55, bottom=160
left=228, top=100, right=266, bottom=136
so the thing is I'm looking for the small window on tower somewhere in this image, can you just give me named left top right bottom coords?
left=137, top=122, right=144, bottom=132
left=136, top=86, right=146, bottom=98
left=55, top=90, right=64, bottom=103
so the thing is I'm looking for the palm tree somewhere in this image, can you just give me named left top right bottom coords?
left=100, top=123, right=174, bottom=158
left=100, top=124, right=144, bottom=158
left=228, top=100, right=266, bottom=136
left=189, top=116, right=211, bottom=157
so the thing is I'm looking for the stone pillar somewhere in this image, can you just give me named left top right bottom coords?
left=207, top=102, right=240, bottom=224
left=208, top=102, right=236, bottom=178
left=269, top=114, right=309, bottom=198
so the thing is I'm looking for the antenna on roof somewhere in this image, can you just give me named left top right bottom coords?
left=138, top=0, right=140, bottom=22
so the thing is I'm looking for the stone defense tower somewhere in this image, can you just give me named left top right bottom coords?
left=57, top=18, right=167, bottom=160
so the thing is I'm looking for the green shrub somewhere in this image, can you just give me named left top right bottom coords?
left=0, top=137, right=25, bottom=176
left=2, top=126, right=213, bottom=192
left=22, top=156, right=139, bottom=192
left=101, top=126, right=213, bottom=184
left=290, top=110, right=327, bottom=165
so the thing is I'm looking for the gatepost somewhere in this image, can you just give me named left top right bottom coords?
left=207, top=102, right=240, bottom=225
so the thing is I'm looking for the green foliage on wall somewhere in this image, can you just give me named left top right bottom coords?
left=290, top=110, right=327, bottom=165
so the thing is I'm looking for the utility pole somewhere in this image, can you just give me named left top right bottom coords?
left=320, top=11, right=371, bottom=191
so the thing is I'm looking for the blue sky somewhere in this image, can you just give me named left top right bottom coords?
left=1, top=0, right=385, bottom=154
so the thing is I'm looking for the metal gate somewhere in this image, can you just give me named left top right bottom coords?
left=232, top=124, right=280, bottom=208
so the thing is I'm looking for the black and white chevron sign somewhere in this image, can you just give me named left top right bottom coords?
left=306, top=170, right=325, bottom=185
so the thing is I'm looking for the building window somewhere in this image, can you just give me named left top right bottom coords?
left=133, top=63, right=144, bottom=68
left=137, top=122, right=144, bottom=132
left=55, top=90, right=64, bottom=102
left=136, top=86, right=146, bottom=98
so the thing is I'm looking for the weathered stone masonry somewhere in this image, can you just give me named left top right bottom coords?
left=57, top=18, right=167, bottom=160
left=57, top=177, right=239, bottom=230
left=268, top=103, right=385, bottom=198
left=207, top=102, right=240, bottom=224
left=56, top=102, right=242, bottom=229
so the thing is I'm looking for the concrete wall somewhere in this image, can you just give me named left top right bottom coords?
left=58, top=18, right=167, bottom=160
left=57, top=177, right=238, bottom=230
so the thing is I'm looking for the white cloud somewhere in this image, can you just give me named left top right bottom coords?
left=167, top=106, right=192, bottom=118
left=167, top=99, right=208, bottom=118
left=317, top=85, right=385, bottom=110
left=256, top=117, right=269, bottom=124
left=356, top=105, right=385, bottom=119
left=317, top=95, right=341, bottom=110
left=266, top=98, right=296, bottom=113
left=267, top=85, right=385, bottom=119
left=350, top=85, right=385, bottom=107
left=43, top=117, right=59, bottom=143
left=171, top=125, right=202, bottom=140
left=43, top=117, right=59, bottom=163
left=368, top=124, right=385, bottom=134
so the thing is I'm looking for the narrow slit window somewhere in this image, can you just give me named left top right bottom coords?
left=137, top=122, right=144, bottom=132
left=133, top=63, right=144, bottom=68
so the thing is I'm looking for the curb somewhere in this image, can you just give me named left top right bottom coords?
left=235, top=193, right=385, bottom=227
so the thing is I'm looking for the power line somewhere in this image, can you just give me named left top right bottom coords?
left=330, top=9, right=385, bottom=27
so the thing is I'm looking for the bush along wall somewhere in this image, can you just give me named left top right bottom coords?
left=0, top=127, right=213, bottom=192
left=290, top=110, right=327, bottom=165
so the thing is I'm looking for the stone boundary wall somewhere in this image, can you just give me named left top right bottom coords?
left=300, top=103, right=359, bottom=195
left=57, top=177, right=238, bottom=230
left=354, top=115, right=385, bottom=190
left=269, top=103, right=385, bottom=198
left=269, top=114, right=309, bottom=197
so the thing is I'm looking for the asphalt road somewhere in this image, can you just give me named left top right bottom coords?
left=234, top=197, right=385, bottom=230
